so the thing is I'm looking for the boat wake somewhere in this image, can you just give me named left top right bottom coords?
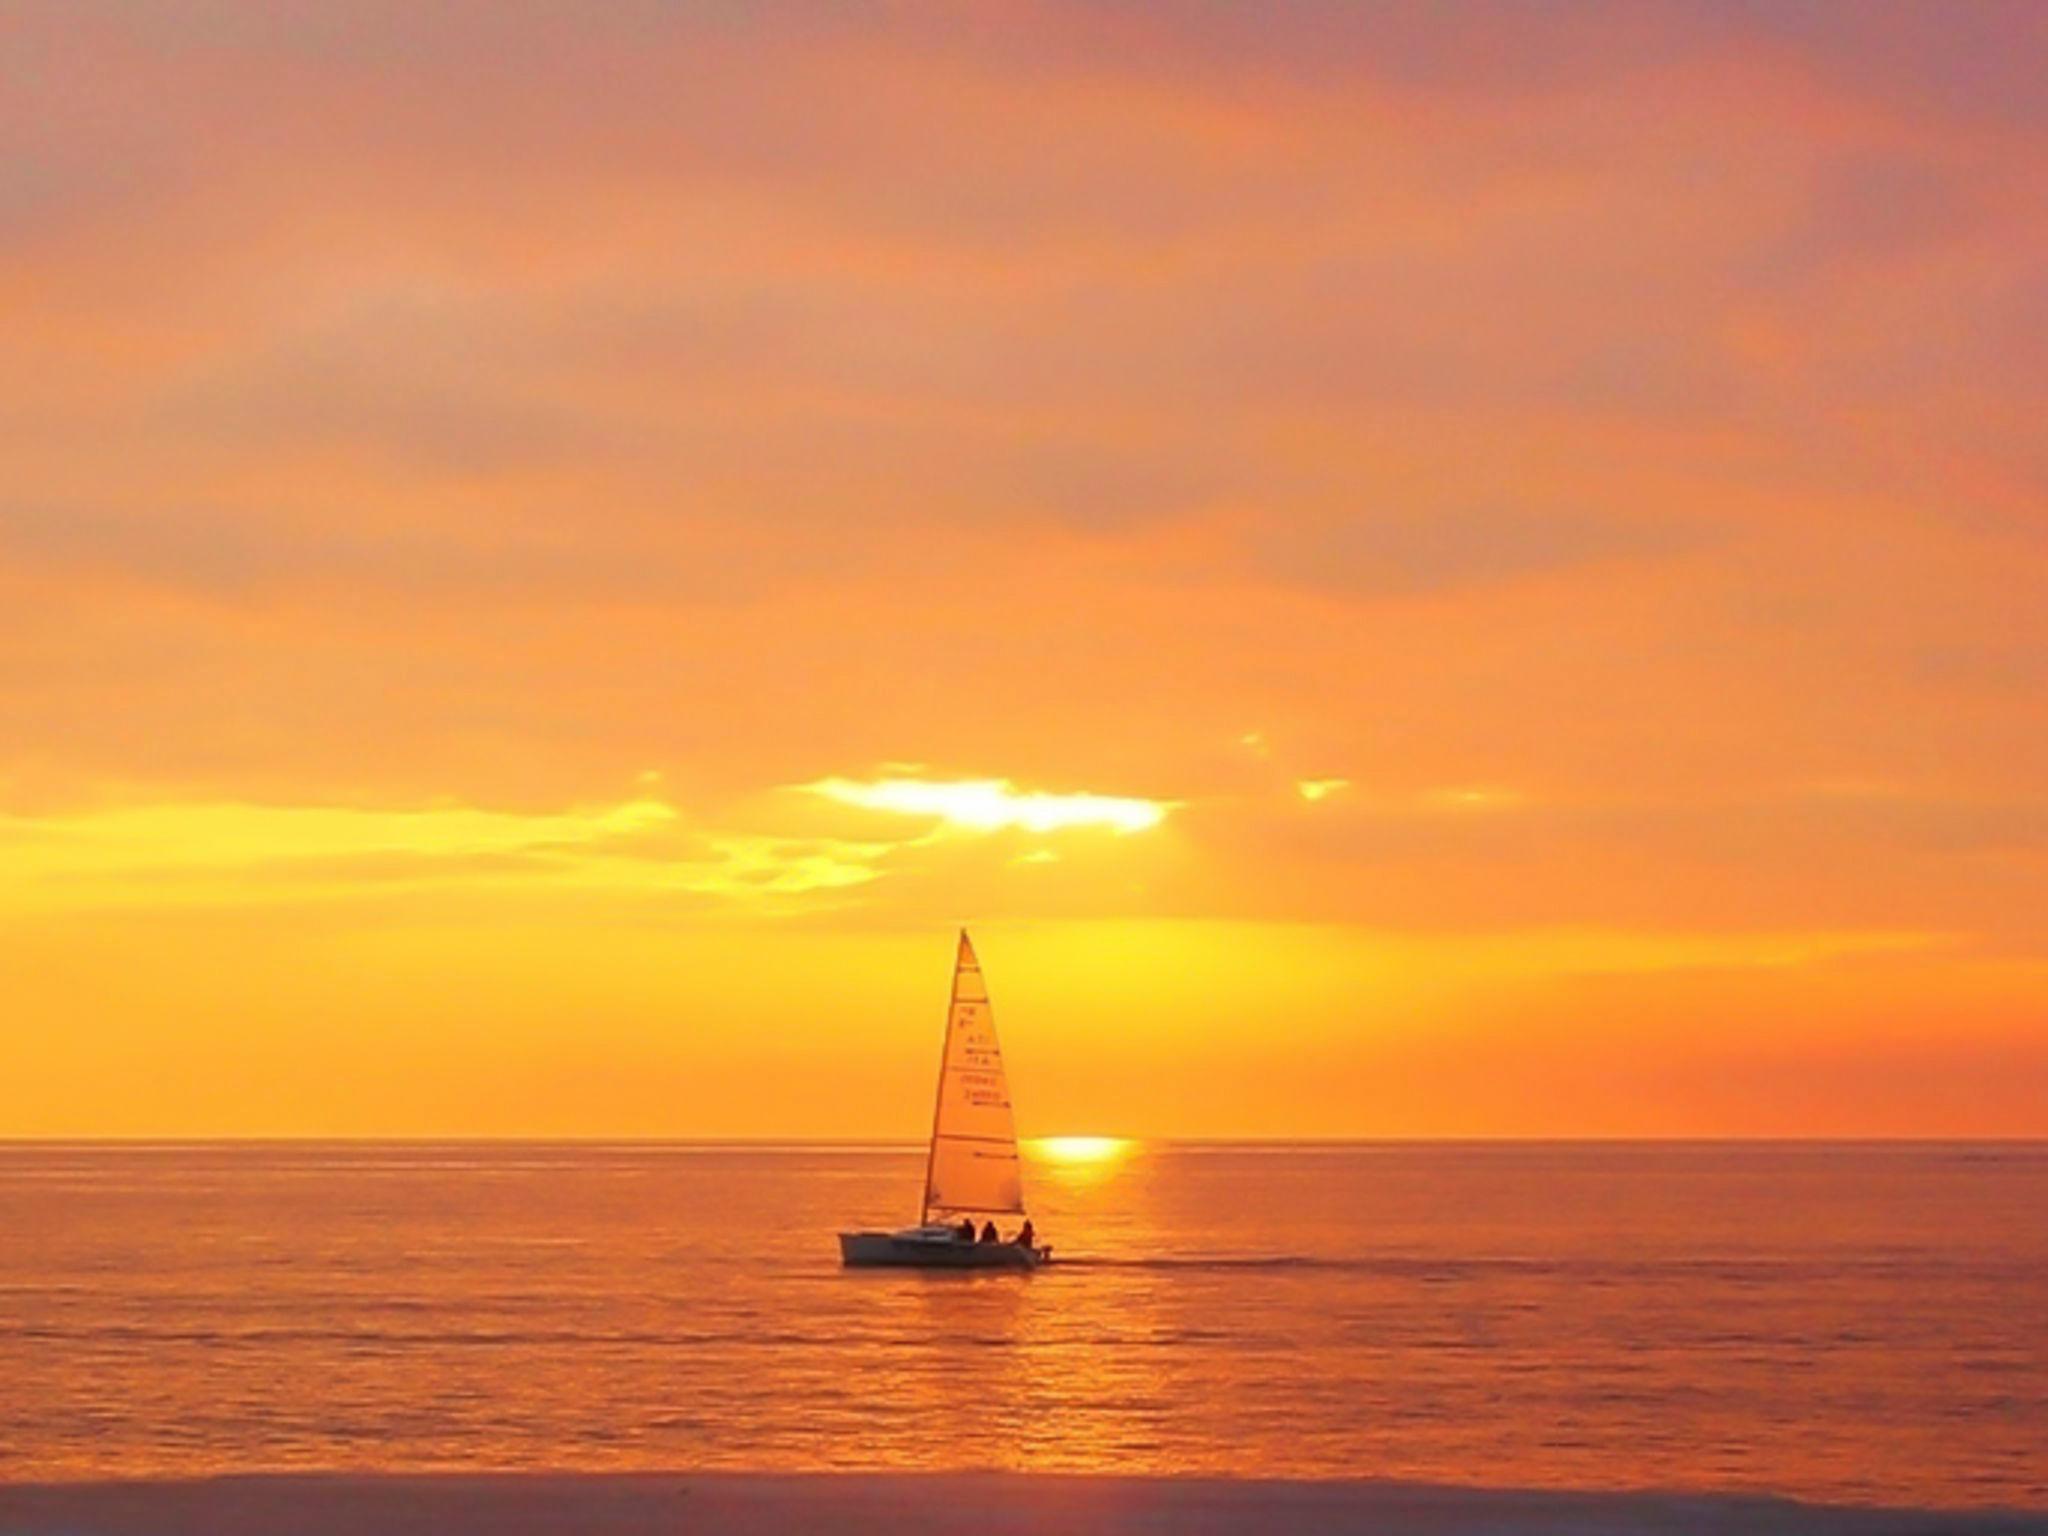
left=1054, top=1254, right=1341, bottom=1272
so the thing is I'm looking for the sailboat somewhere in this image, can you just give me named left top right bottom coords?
left=839, top=931, right=1051, bottom=1269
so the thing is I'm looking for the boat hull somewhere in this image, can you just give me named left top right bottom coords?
left=840, top=1228, right=1049, bottom=1269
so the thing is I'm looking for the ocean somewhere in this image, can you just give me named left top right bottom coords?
left=2, top=1142, right=2041, bottom=1509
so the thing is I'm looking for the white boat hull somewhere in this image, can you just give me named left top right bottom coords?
left=840, top=1226, right=1050, bottom=1269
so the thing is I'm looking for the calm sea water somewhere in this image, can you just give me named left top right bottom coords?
left=1, top=1142, right=2042, bottom=1507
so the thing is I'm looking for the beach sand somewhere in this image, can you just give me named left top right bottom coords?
left=0, top=1473, right=2033, bottom=1536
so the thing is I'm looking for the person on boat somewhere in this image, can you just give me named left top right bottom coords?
left=955, top=1217, right=975, bottom=1242
left=979, top=1220, right=999, bottom=1243
left=1015, top=1219, right=1035, bottom=1249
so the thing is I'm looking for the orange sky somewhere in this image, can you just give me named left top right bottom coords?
left=4, top=2, right=2045, bottom=1137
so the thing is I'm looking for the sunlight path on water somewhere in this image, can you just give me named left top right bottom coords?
left=0, top=1142, right=2042, bottom=1509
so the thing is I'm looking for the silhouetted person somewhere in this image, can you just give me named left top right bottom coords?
left=956, top=1217, right=975, bottom=1241
left=980, top=1220, right=999, bottom=1243
left=1016, top=1219, right=1035, bottom=1248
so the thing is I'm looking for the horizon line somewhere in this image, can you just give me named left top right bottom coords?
left=2, top=1134, right=2042, bottom=1148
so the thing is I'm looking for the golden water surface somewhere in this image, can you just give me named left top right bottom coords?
left=2, top=1142, right=2041, bottom=1507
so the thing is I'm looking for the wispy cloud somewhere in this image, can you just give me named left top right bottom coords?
left=798, top=775, right=1171, bottom=834
left=0, top=796, right=887, bottom=909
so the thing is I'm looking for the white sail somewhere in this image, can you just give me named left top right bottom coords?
left=920, top=930, right=1025, bottom=1221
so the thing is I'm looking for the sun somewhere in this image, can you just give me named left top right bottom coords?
left=1032, top=1136, right=1133, bottom=1165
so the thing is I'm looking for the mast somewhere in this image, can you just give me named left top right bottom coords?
left=918, top=929, right=970, bottom=1226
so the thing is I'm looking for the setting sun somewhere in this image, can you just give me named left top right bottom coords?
left=1031, top=1137, right=1134, bottom=1165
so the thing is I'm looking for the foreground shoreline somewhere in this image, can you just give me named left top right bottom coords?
left=0, top=1473, right=2034, bottom=1535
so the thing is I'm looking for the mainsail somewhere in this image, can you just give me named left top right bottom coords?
left=920, top=930, right=1025, bottom=1222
